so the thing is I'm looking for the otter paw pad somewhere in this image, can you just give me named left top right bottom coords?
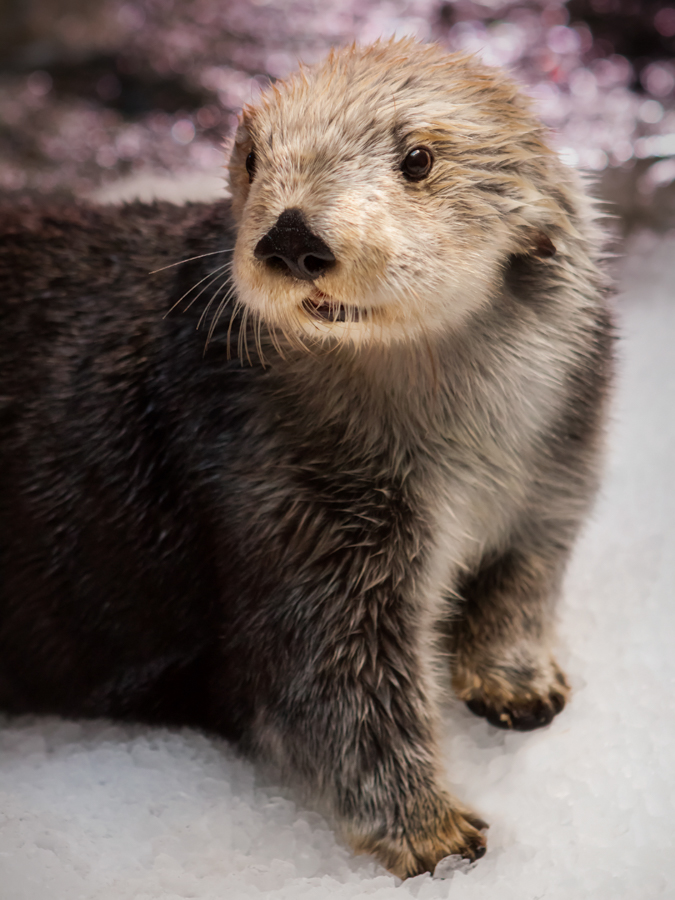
left=466, top=690, right=566, bottom=731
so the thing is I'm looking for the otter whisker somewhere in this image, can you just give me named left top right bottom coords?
left=182, top=265, right=233, bottom=316
left=264, top=317, right=281, bottom=358
left=164, top=262, right=231, bottom=318
left=233, top=300, right=248, bottom=363
left=286, top=308, right=309, bottom=355
left=197, top=268, right=234, bottom=331
left=253, top=310, right=267, bottom=367
left=149, top=248, right=234, bottom=275
left=203, top=283, right=237, bottom=350
left=238, top=305, right=252, bottom=366
left=197, top=279, right=227, bottom=331
left=225, top=299, right=245, bottom=360
left=268, top=322, right=284, bottom=359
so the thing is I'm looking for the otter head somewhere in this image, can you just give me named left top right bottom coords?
left=228, top=38, right=571, bottom=350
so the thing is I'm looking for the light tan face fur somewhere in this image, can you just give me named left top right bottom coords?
left=228, top=38, right=566, bottom=349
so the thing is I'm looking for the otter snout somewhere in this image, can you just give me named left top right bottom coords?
left=254, top=208, right=335, bottom=282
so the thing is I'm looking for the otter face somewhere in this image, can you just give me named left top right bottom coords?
left=228, top=38, right=568, bottom=349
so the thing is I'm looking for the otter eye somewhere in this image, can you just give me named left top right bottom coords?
left=401, top=146, right=433, bottom=181
left=245, top=149, right=256, bottom=183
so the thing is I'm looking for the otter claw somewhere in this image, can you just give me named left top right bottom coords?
left=466, top=691, right=566, bottom=731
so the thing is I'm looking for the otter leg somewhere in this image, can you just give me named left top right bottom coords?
left=242, top=585, right=487, bottom=877
left=450, top=545, right=570, bottom=731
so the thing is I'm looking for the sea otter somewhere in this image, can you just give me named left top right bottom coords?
left=0, top=39, right=613, bottom=877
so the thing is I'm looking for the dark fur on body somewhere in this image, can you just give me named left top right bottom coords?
left=0, top=194, right=612, bottom=875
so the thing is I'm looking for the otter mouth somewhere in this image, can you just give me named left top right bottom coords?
left=303, top=291, right=361, bottom=323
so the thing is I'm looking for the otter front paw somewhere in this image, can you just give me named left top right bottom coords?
left=454, top=656, right=569, bottom=732
left=465, top=691, right=565, bottom=731
left=350, top=801, right=488, bottom=879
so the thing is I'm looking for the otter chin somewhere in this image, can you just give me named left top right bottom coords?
left=0, top=38, right=612, bottom=879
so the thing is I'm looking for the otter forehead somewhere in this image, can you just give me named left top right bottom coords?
left=246, top=41, right=541, bottom=175
left=252, top=68, right=437, bottom=160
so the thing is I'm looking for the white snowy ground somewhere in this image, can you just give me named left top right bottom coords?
left=1, top=228, right=674, bottom=900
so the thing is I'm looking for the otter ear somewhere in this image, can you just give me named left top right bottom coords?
left=530, top=231, right=557, bottom=259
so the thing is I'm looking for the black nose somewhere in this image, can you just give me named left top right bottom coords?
left=254, top=208, right=336, bottom=281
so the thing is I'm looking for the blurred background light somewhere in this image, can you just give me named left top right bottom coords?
left=0, top=0, right=673, bottom=228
